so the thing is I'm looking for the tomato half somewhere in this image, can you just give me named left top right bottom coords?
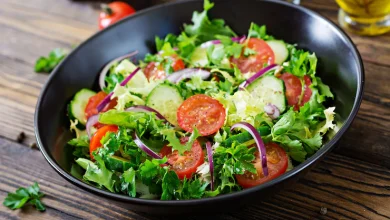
left=236, top=143, right=288, bottom=189
left=177, top=94, right=226, bottom=136
left=85, top=91, right=117, bottom=119
left=160, top=137, right=204, bottom=179
left=230, top=38, right=275, bottom=74
left=99, top=2, right=136, bottom=30
left=279, top=73, right=312, bottom=110
left=144, top=55, right=185, bottom=80
left=89, top=125, right=118, bottom=159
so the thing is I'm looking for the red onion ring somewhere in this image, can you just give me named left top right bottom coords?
left=200, top=36, right=247, bottom=48
left=96, top=67, right=141, bottom=112
left=99, top=51, right=139, bottom=90
left=165, top=68, right=211, bottom=83
left=239, top=64, right=280, bottom=90
left=205, top=141, right=214, bottom=191
left=125, top=105, right=168, bottom=122
left=264, top=104, right=280, bottom=119
left=85, top=114, right=100, bottom=138
left=231, top=122, right=269, bottom=176
left=132, top=132, right=163, bottom=160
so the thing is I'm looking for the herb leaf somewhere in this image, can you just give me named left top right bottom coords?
left=3, top=182, right=46, bottom=211
left=35, top=48, right=68, bottom=73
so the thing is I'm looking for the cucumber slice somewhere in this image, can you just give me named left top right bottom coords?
left=247, top=75, right=286, bottom=113
left=69, top=89, right=96, bottom=125
left=105, top=155, right=132, bottom=172
left=267, top=40, right=288, bottom=64
left=146, top=84, right=184, bottom=126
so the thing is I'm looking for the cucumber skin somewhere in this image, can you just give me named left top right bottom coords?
left=222, top=126, right=271, bottom=147
left=67, top=104, right=86, bottom=130
left=105, top=156, right=132, bottom=172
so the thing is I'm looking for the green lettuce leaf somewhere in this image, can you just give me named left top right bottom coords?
left=247, top=22, right=274, bottom=40
left=184, top=0, right=236, bottom=44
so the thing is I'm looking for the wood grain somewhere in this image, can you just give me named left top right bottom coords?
left=0, top=138, right=389, bottom=219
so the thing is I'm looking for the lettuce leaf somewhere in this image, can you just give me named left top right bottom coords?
left=184, top=0, right=236, bottom=44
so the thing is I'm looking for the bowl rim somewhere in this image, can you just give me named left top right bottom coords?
left=34, top=0, right=364, bottom=206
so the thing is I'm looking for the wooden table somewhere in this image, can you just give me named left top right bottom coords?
left=1, top=0, right=389, bottom=219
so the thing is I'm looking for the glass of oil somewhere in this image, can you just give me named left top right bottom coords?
left=335, top=0, right=390, bottom=36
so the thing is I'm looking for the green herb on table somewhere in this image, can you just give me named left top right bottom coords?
left=35, top=48, right=68, bottom=73
left=3, top=182, right=46, bottom=211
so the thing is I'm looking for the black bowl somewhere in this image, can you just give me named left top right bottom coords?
left=35, top=0, right=364, bottom=215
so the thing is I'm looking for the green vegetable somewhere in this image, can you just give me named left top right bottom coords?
left=35, top=48, right=68, bottom=73
left=67, top=135, right=90, bottom=159
left=3, top=182, right=46, bottom=211
left=184, top=0, right=236, bottom=43
left=247, top=22, right=274, bottom=40
left=77, top=155, right=116, bottom=192
left=284, top=47, right=317, bottom=77
left=213, top=143, right=257, bottom=192
left=121, top=167, right=137, bottom=197
left=222, top=126, right=271, bottom=147
left=159, top=128, right=201, bottom=155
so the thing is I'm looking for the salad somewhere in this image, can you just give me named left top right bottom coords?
left=67, top=0, right=336, bottom=200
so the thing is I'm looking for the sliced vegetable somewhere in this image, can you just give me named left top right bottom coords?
left=165, top=68, right=211, bottom=83
left=236, top=143, right=287, bottom=188
left=264, top=104, right=280, bottom=119
left=266, top=40, right=288, bottom=64
left=96, top=67, right=141, bottom=112
left=85, top=91, right=117, bottom=119
left=205, top=141, right=214, bottom=190
left=69, top=89, right=96, bottom=125
left=230, top=38, right=275, bottom=74
left=99, top=51, right=139, bottom=90
left=223, top=126, right=271, bottom=147
left=105, top=155, right=132, bottom=172
left=86, top=114, right=100, bottom=138
left=279, top=73, right=312, bottom=110
left=246, top=75, right=287, bottom=113
left=231, top=122, right=268, bottom=176
left=133, top=132, right=163, bottom=160
left=177, top=94, right=226, bottom=136
left=160, top=137, right=204, bottom=180
left=239, top=64, right=279, bottom=89
left=89, top=125, right=118, bottom=159
left=146, top=84, right=184, bottom=126
left=125, top=105, right=168, bottom=121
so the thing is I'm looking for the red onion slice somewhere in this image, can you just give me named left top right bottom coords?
left=239, top=64, right=280, bottom=90
left=165, top=68, right=210, bottom=84
left=264, top=104, right=280, bottom=119
left=231, top=122, right=268, bottom=176
left=205, top=141, right=214, bottom=191
left=99, top=51, right=139, bottom=90
left=96, top=67, right=141, bottom=112
left=86, top=114, right=100, bottom=138
left=132, top=132, right=163, bottom=160
left=125, top=105, right=168, bottom=121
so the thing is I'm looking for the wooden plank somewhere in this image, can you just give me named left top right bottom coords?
left=1, top=138, right=389, bottom=219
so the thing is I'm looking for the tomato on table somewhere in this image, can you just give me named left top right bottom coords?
left=236, top=142, right=288, bottom=189
left=160, top=137, right=204, bottom=180
left=279, top=73, right=312, bottom=110
left=85, top=91, right=117, bottom=128
left=177, top=94, right=226, bottom=136
left=89, top=125, right=119, bottom=159
left=230, top=38, right=275, bottom=74
left=99, top=2, right=136, bottom=30
left=144, top=55, right=185, bottom=80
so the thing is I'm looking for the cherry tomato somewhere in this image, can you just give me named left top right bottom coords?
left=160, top=137, right=204, bottom=180
left=279, top=73, right=312, bottom=110
left=177, top=94, right=226, bottom=136
left=85, top=92, right=117, bottom=118
left=99, top=2, right=136, bottom=30
left=230, top=38, right=275, bottom=74
left=89, top=125, right=118, bottom=159
left=236, top=143, right=288, bottom=189
left=85, top=91, right=117, bottom=128
left=143, top=55, right=186, bottom=80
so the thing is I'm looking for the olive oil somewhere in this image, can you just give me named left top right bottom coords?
left=335, top=0, right=390, bottom=35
